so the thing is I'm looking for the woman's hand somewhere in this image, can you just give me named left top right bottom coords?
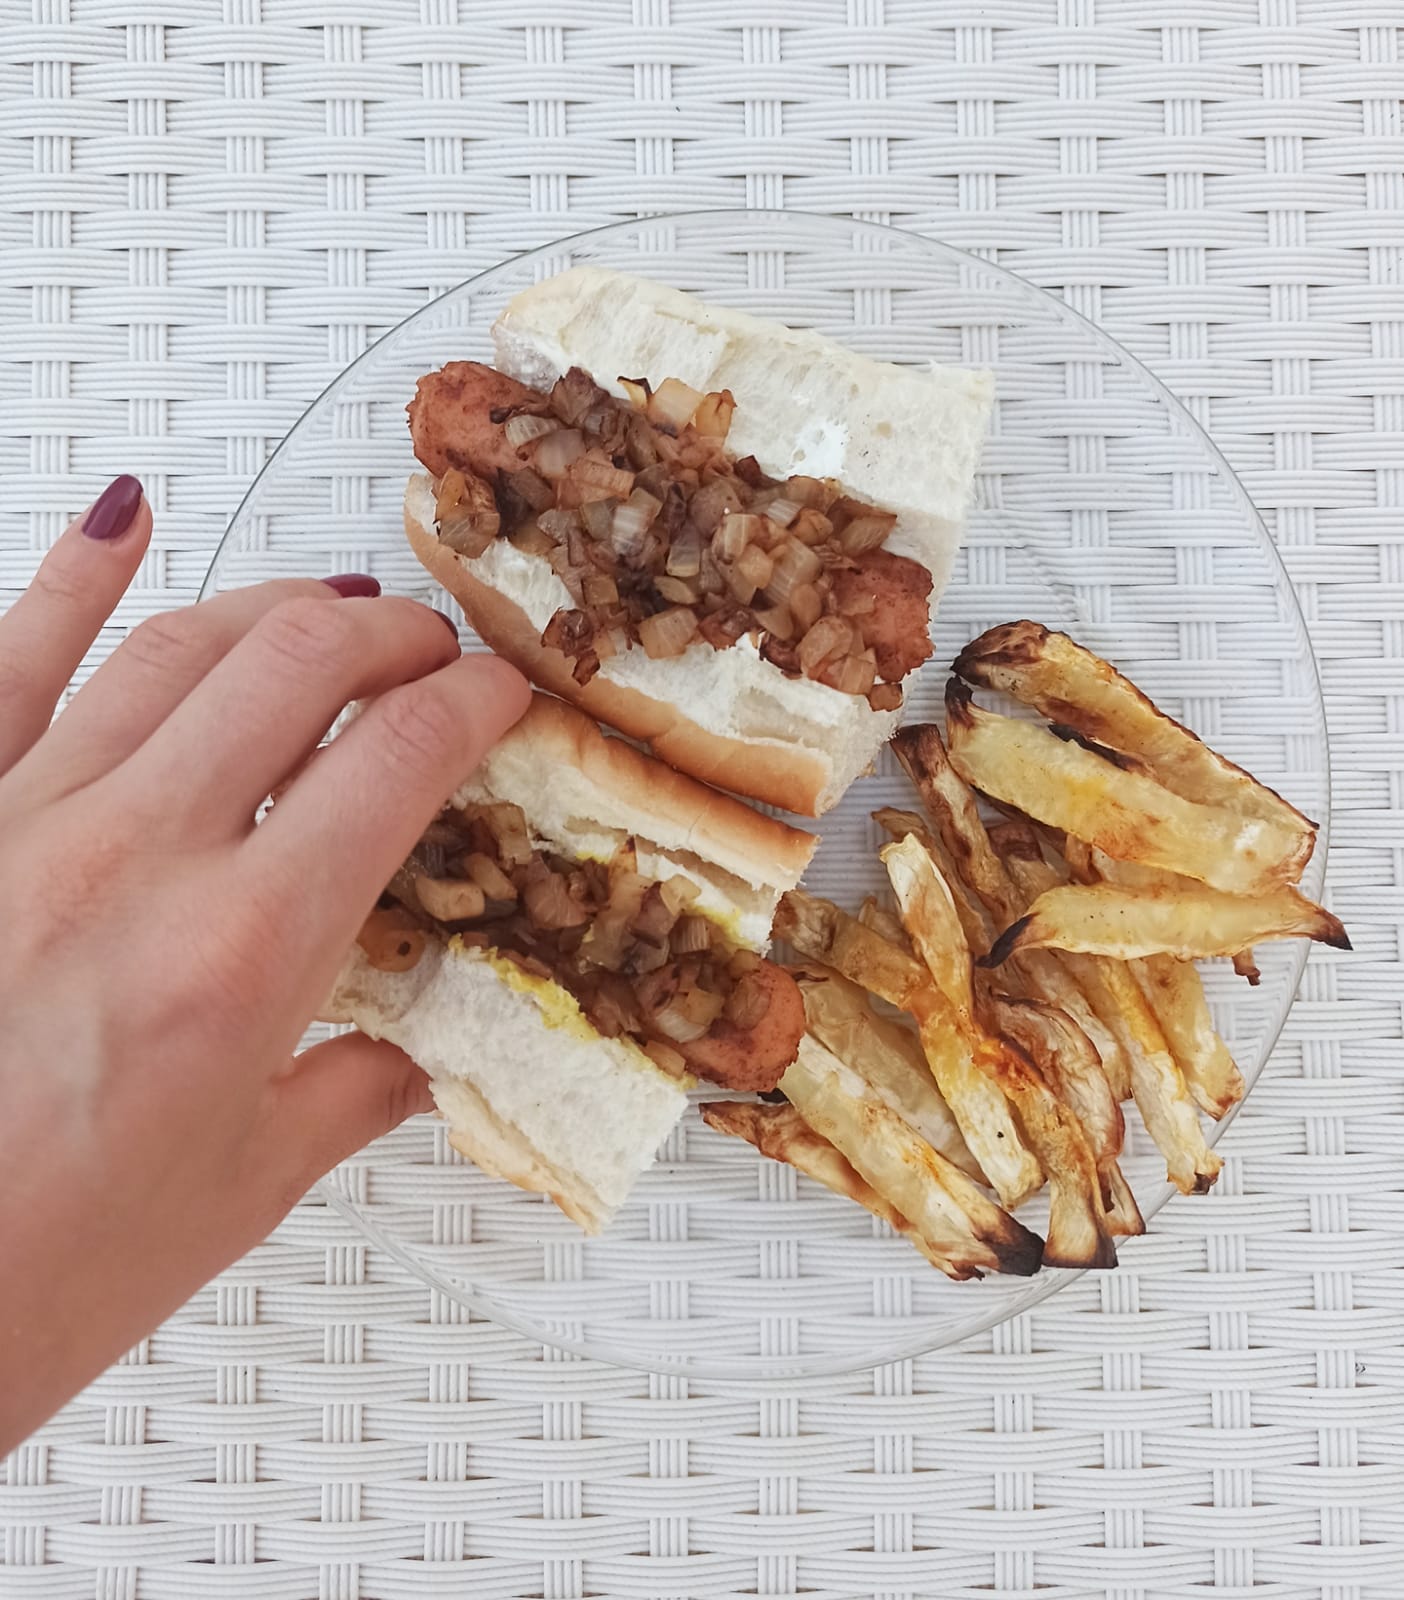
left=0, top=477, right=530, bottom=1451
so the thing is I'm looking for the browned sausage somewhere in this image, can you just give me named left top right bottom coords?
left=676, top=959, right=807, bottom=1093
left=407, top=361, right=544, bottom=480
left=831, top=549, right=934, bottom=682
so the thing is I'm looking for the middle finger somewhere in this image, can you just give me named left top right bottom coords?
left=107, top=592, right=460, bottom=840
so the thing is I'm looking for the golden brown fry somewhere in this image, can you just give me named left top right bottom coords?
left=983, top=880, right=1350, bottom=964
left=1089, top=958, right=1222, bottom=1194
left=1076, top=847, right=1246, bottom=1121
left=776, top=890, right=1041, bottom=1211
left=944, top=682, right=1314, bottom=896
left=881, top=833, right=975, bottom=1014
left=953, top=621, right=1317, bottom=845
left=984, top=993, right=1143, bottom=1239
left=891, top=725, right=1024, bottom=924
left=1233, top=949, right=1262, bottom=985
left=796, top=967, right=983, bottom=1180
left=1133, top=956, right=1245, bottom=1120
left=699, top=1100, right=953, bottom=1273
left=857, top=893, right=915, bottom=954
left=985, top=821, right=1136, bottom=1105
left=873, top=807, right=994, bottom=952
left=873, top=840, right=1116, bottom=1269
left=777, top=1038, right=1046, bottom=1277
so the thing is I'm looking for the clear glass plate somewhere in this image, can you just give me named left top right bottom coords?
left=204, top=210, right=1329, bottom=1382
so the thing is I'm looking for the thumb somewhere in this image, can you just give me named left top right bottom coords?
left=271, top=1031, right=435, bottom=1200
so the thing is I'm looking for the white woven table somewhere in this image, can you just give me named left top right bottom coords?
left=2, top=4, right=1400, bottom=1597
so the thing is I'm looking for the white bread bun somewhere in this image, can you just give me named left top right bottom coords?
left=408, top=268, right=993, bottom=816
left=324, top=694, right=816, bottom=1231
left=326, top=938, right=687, bottom=1233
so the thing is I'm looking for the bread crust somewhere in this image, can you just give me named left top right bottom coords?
left=489, top=693, right=816, bottom=889
left=406, top=495, right=839, bottom=816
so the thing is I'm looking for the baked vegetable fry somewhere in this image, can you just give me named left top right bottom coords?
left=1132, top=955, right=1245, bottom=1121
left=943, top=681, right=1314, bottom=896
left=699, top=1100, right=951, bottom=1272
left=776, top=1037, right=1045, bottom=1278
left=982, top=880, right=1349, bottom=965
left=796, top=966, right=983, bottom=1180
left=878, top=835, right=1118, bottom=1269
left=776, top=889, right=1042, bottom=1210
left=985, top=993, right=1143, bottom=1238
left=953, top=621, right=1317, bottom=845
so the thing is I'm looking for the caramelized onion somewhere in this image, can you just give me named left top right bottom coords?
left=789, top=582, right=822, bottom=631
left=416, top=876, right=487, bottom=922
left=647, top=376, right=703, bottom=432
left=690, top=478, right=742, bottom=535
left=821, top=652, right=877, bottom=696
left=638, top=605, right=697, bottom=659
left=838, top=512, right=897, bottom=555
left=724, top=970, right=772, bottom=1029
left=510, top=521, right=555, bottom=558
left=767, top=539, right=823, bottom=601
left=434, top=468, right=468, bottom=521
left=533, top=427, right=585, bottom=479
left=506, top=467, right=554, bottom=513
left=523, top=866, right=589, bottom=930
left=692, top=388, right=736, bottom=439
left=798, top=614, right=856, bottom=676
left=713, top=511, right=759, bottom=562
left=753, top=602, right=794, bottom=640
left=619, top=377, right=651, bottom=410
left=642, top=1039, right=689, bottom=1077
left=655, top=575, right=698, bottom=605
left=571, top=453, right=635, bottom=499
left=506, top=413, right=560, bottom=450
left=672, top=914, right=712, bottom=954
left=461, top=852, right=517, bottom=904
left=611, top=487, right=663, bottom=557
left=763, top=495, right=801, bottom=529
left=479, top=802, right=533, bottom=868
left=665, top=522, right=702, bottom=578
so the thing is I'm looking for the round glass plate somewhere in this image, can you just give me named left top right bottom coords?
left=205, top=210, right=1329, bottom=1382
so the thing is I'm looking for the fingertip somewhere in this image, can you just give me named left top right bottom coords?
left=457, top=651, right=532, bottom=731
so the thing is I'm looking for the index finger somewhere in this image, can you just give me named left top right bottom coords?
left=246, top=652, right=529, bottom=988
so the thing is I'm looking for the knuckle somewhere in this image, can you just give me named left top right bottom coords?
left=30, top=547, right=89, bottom=613
left=123, top=608, right=211, bottom=677
left=255, top=596, right=355, bottom=677
left=372, top=681, right=460, bottom=783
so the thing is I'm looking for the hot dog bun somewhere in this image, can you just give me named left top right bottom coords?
left=406, top=268, right=994, bottom=815
left=324, top=695, right=816, bottom=1232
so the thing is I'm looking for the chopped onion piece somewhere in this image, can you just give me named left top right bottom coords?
left=713, top=511, right=760, bottom=562
left=725, top=971, right=772, bottom=1029
left=838, top=513, right=897, bottom=555
left=571, top=452, right=635, bottom=498
left=647, top=376, right=703, bottom=432
left=651, top=983, right=725, bottom=1042
left=619, top=376, right=651, bottom=410
left=692, top=388, right=736, bottom=439
left=579, top=497, right=616, bottom=540
left=531, top=427, right=583, bottom=479
left=611, top=487, right=663, bottom=558
left=538, top=507, right=582, bottom=541
left=767, top=539, right=823, bottom=601
left=505, top=412, right=560, bottom=449
left=461, top=851, right=518, bottom=904
left=789, top=581, right=822, bottom=631
left=643, top=1039, right=689, bottom=1078
left=666, top=522, right=703, bottom=579
left=672, top=914, right=713, bottom=953
left=655, top=574, right=699, bottom=605
left=753, top=602, right=794, bottom=640
left=660, top=876, right=702, bottom=915
left=510, top=521, right=555, bottom=558
left=821, top=652, right=877, bottom=696
left=523, top=868, right=589, bottom=931
left=416, top=876, right=486, bottom=923
left=506, top=467, right=554, bottom=513
left=791, top=507, right=834, bottom=545
left=434, top=468, right=467, bottom=521
left=582, top=572, right=619, bottom=608
left=479, top=802, right=533, bottom=868
left=764, top=496, right=802, bottom=528
left=798, top=614, right=856, bottom=676
left=784, top=475, right=831, bottom=508
left=638, top=606, right=698, bottom=659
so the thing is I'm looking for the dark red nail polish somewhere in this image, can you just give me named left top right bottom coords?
left=82, top=475, right=144, bottom=542
left=320, top=573, right=381, bottom=598
left=432, top=609, right=460, bottom=639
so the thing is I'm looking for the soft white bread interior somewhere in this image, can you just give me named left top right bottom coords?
left=409, top=268, right=993, bottom=815
left=325, top=939, right=688, bottom=1233
left=323, top=694, right=816, bottom=1231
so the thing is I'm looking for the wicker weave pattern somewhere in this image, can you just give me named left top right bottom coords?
left=2, top=3, right=1400, bottom=1596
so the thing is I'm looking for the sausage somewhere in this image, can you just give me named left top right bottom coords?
left=407, top=361, right=545, bottom=480
left=831, top=549, right=934, bottom=682
left=676, top=959, right=807, bottom=1093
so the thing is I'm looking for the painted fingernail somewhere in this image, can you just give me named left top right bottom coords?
left=82, top=475, right=144, bottom=542
left=432, top=609, right=460, bottom=639
left=320, top=573, right=381, bottom=598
